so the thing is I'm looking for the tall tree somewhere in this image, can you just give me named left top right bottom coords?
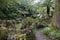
left=0, top=0, right=36, bottom=19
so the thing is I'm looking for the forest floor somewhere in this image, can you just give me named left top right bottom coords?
left=33, top=30, right=51, bottom=40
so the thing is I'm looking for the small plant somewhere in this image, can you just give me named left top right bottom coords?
left=42, top=27, right=52, bottom=35
left=49, top=30, right=60, bottom=40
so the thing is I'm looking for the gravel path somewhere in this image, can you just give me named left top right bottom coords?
left=33, top=30, right=51, bottom=40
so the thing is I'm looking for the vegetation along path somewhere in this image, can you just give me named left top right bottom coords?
left=33, top=30, right=51, bottom=40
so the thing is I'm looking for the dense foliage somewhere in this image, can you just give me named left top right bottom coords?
left=1, top=0, right=60, bottom=40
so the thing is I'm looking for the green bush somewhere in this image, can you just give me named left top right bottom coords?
left=42, top=27, right=60, bottom=40
left=48, top=30, right=60, bottom=40
left=0, top=27, right=8, bottom=40
left=42, top=27, right=52, bottom=35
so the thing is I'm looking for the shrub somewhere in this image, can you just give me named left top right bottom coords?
left=42, top=27, right=52, bottom=35
left=49, top=30, right=60, bottom=40
left=0, top=27, right=8, bottom=40
left=42, top=27, right=60, bottom=40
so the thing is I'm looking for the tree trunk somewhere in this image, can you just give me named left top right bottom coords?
left=53, top=0, right=60, bottom=28
left=47, top=5, right=50, bottom=18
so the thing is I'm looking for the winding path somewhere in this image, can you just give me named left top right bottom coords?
left=33, top=30, right=51, bottom=40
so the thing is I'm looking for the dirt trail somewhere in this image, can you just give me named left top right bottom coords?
left=33, top=30, right=51, bottom=40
